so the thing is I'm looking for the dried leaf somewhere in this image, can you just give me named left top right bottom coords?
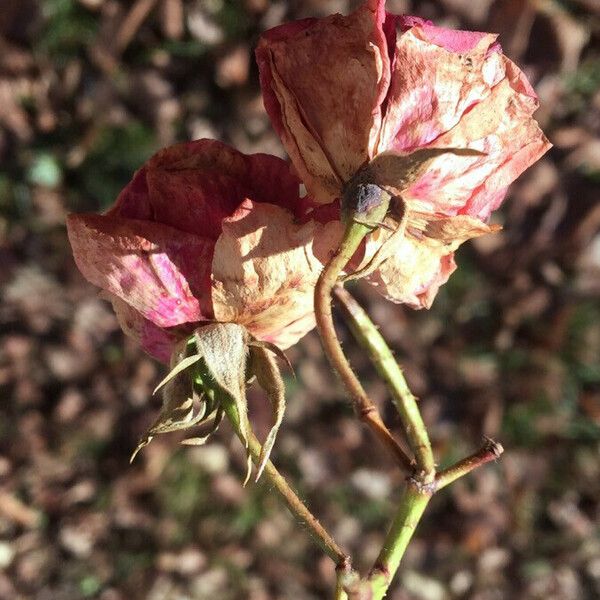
left=152, top=353, right=204, bottom=395
left=249, top=345, right=287, bottom=481
left=366, top=148, right=485, bottom=197
left=130, top=388, right=208, bottom=463
left=193, top=323, right=251, bottom=447
left=343, top=206, right=409, bottom=283
left=181, top=406, right=225, bottom=446
left=248, top=339, right=294, bottom=375
left=342, top=148, right=486, bottom=281
left=423, top=214, right=502, bottom=246
left=132, top=340, right=213, bottom=462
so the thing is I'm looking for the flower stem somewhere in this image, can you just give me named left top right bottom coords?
left=334, top=286, right=435, bottom=482
left=436, top=438, right=504, bottom=490
left=335, top=559, right=354, bottom=600
left=221, top=401, right=349, bottom=566
left=334, top=577, right=348, bottom=600
left=314, top=221, right=413, bottom=473
left=367, top=479, right=432, bottom=599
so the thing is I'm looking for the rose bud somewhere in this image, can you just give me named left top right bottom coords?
left=256, top=0, right=551, bottom=308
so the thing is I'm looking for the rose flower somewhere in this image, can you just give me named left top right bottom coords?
left=68, top=139, right=339, bottom=469
left=67, top=138, right=332, bottom=364
left=256, top=0, right=551, bottom=308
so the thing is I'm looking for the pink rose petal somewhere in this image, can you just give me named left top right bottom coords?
left=211, top=200, right=340, bottom=349
left=257, top=1, right=552, bottom=310
left=378, top=25, right=503, bottom=153
left=257, top=0, right=391, bottom=203
left=366, top=237, right=458, bottom=309
left=402, top=57, right=551, bottom=220
left=109, top=295, right=178, bottom=363
left=110, top=139, right=306, bottom=239
left=67, top=213, right=213, bottom=328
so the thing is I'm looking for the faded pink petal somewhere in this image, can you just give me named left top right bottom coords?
left=402, top=58, right=551, bottom=220
left=359, top=212, right=494, bottom=307
left=395, top=16, right=497, bottom=53
left=366, top=237, right=457, bottom=309
left=378, top=25, right=503, bottom=153
left=68, top=139, right=320, bottom=357
left=109, top=295, right=178, bottom=363
left=211, top=200, right=340, bottom=349
left=256, top=0, right=390, bottom=203
left=67, top=213, right=213, bottom=328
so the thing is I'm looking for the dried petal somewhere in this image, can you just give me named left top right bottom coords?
left=366, top=235, right=458, bottom=309
left=110, top=138, right=307, bottom=237
left=211, top=200, right=339, bottom=349
left=364, top=211, right=496, bottom=307
left=68, top=139, right=320, bottom=360
left=257, top=0, right=391, bottom=203
left=67, top=213, right=213, bottom=328
left=258, top=2, right=551, bottom=308
left=109, top=295, right=177, bottom=363
left=378, top=23, right=503, bottom=153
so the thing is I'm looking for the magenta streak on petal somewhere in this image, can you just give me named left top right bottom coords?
left=396, top=15, right=431, bottom=31
left=110, top=295, right=178, bottom=364
left=67, top=213, right=214, bottom=328
left=139, top=320, right=176, bottom=363
left=420, top=24, right=493, bottom=53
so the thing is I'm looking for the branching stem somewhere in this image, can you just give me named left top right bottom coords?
left=333, top=287, right=504, bottom=598
left=314, top=221, right=413, bottom=473
left=436, top=438, right=504, bottom=490
left=334, top=286, right=435, bottom=482
left=367, top=479, right=432, bottom=599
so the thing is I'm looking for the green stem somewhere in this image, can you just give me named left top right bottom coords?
left=222, top=401, right=349, bottom=566
left=335, top=566, right=351, bottom=600
left=314, top=221, right=413, bottom=473
left=367, top=480, right=432, bottom=599
left=334, top=286, right=435, bottom=482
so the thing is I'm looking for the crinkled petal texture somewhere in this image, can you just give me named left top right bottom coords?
left=67, top=139, right=322, bottom=361
left=258, top=1, right=551, bottom=307
left=256, top=0, right=390, bottom=203
left=382, top=17, right=551, bottom=221
left=211, top=199, right=340, bottom=349
left=366, top=236, right=458, bottom=309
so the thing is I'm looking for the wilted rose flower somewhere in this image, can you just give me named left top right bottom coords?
left=67, top=139, right=335, bottom=364
left=256, top=0, right=551, bottom=307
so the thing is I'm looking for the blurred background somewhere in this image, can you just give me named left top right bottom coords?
left=1, top=0, right=599, bottom=599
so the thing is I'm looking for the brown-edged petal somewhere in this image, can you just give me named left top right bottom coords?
left=109, top=138, right=307, bottom=239
left=257, top=0, right=391, bottom=204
